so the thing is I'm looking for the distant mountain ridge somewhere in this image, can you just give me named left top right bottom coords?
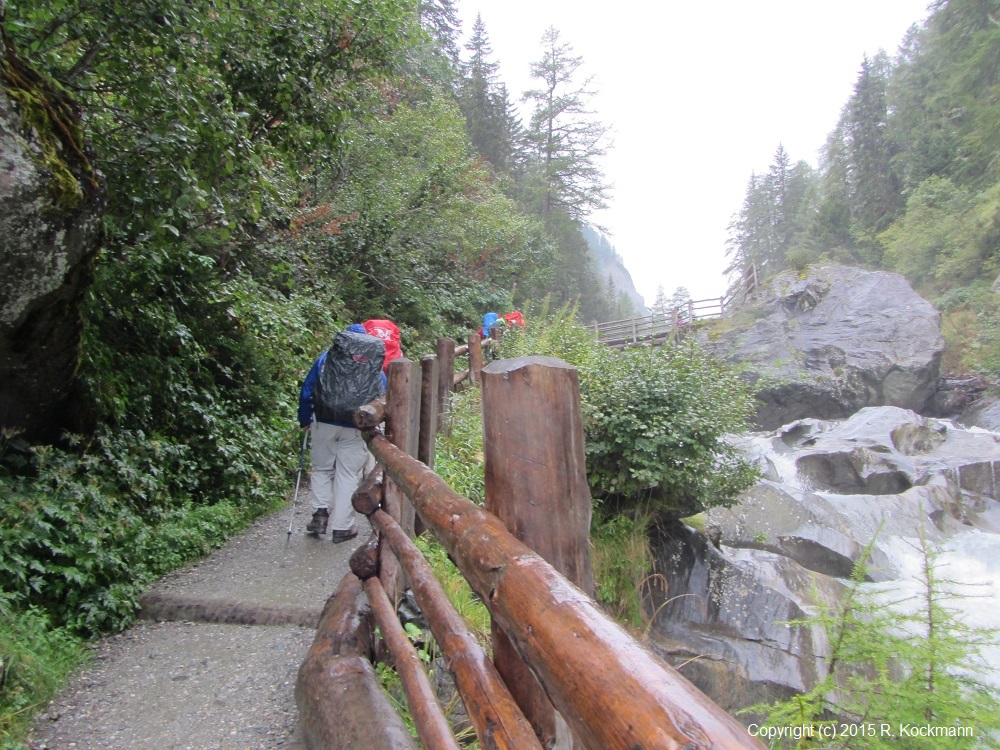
left=582, top=226, right=647, bottom=315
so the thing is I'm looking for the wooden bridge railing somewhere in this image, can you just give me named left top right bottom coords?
left=296, top=334, right=764, bottom=750
left=595, top=263, right=761, bottom=347
left=593, top=297, right=726, bottom=347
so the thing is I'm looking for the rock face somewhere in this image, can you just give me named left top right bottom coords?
left=645, top=407, right=1000, bottom=715
left=961, top=394, right=1000, bottom=433
left=646, top=518, right=834, bottom=714
left=1, top=34, right=104, bottom=440
left=700, top=265, right=945, bottom=430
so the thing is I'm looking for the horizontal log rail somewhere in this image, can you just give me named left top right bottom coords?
left=362, top=573, right=461, bottom=750
left=296, top=573, right=417, bottom=749
left=296, top=340, right=763, bottom=750
left=363, top=430, right=764, bottom=750
left=360, top=506, right=543, bottom=750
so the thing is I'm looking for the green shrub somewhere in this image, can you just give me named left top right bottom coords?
left=0, top=442, right=263, bottom=634
left=500, top=305, right=759, bottom=517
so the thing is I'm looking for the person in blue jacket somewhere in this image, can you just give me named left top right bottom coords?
left=298, top=324, right=386, bottom=541
left=480, top=312, right=499, bottom=338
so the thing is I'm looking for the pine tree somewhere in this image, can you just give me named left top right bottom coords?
left=459, top=15, right=520, bottom=172
left=522, top=26, right=610, bottom=223
left=813, top=114, right=856, bottom=257
left=750, top=531, right=1000, bottom=749
left=651, top=285, right=670, bottom=320
left=669, top=286, right=691, bottom=310
left=417, top=0, right=462, bottom=69
left=847, top=53, right=900, bottom=236
left=766, top=144, right=792, bottom=268
left=725, top=172, right=774, bottom=277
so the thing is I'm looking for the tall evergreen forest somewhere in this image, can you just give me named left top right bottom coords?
left=725, top=0, right=1000, bottom=375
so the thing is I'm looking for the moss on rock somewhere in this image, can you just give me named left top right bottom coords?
left=0, top=31, right=97, bottom=209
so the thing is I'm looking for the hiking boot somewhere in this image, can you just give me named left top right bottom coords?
left=306, top=508, right=329, bottom=535
left=330, top=525, right=359, bottom=544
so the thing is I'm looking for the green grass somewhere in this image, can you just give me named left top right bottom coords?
left=0, top=608, right=87, bottom=748
left=591, top=510, right=659, bottom=629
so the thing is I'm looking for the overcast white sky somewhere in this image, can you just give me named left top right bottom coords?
left=455, top=0, right=933, bottom=307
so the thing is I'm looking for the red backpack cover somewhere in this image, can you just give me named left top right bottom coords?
left=362, top=319, right=402, bottom=371
left=503, top=311, right=525, bottom=328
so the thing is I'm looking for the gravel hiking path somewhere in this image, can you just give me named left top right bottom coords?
left=27, top=502, right=370, bottom=750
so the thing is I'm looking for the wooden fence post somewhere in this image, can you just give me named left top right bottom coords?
left=468, top=332, right=484, bottom=384
left=416, top=355, right=439, bottom=539
left=481, top=356, right=595, bottom=749
left=435, top=337, right=456, bottom=435
left=383, top=358, right=421, bottom=603
left=418, top=355, right=439, bottom=468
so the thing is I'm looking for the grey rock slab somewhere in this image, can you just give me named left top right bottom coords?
left=660, top=406, right=1000, bottom=713
left=646, top=519, right=830, bottom=712
left=0, top=41, right=105, bottom=438
left=961, top=394, right=1000, bottom=433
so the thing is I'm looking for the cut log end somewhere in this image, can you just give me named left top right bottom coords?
left=349, top=532, right=381, bottom=580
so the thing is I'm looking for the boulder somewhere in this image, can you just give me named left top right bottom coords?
left=960, top=394, right=1000, bottom=433
left=0, top=33, right=104, bottom=440
left=930, top=374, right=987, bottom=418
left=701, top=265, right=945, bottom=430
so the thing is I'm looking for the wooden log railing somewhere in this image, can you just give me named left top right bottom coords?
left=297, top=342, right=765, bottom=750
left=295, top=572, right=417, bottom=749
left=357, top=505, right=542, bottom=750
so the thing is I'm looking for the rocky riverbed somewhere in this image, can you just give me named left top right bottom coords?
left=646, top=406, right=1000, bottom=714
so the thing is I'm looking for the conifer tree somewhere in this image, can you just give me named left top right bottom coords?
left=459, top=15, right=520, bottom=171
left=651, top=285, right=670, bottom=320
left=417, top=0, right=462, bottom=69
left=669, top=286, right=691, bottom=311
left=847, top=53, right=900, bottom=235
left=751, top=531, right=1000, bottom=749
left=522, top=26, right=610, bottom=223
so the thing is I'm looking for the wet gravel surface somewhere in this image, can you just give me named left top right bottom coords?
left=28, top=502, right=371, bottom=750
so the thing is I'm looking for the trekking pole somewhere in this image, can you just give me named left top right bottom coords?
left=286, top=428, right=310, bottom=545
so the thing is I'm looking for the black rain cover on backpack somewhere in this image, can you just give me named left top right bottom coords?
left=314, top=331, right=385, bottom=424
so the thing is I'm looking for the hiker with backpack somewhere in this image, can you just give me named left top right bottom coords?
left=297, top=324, right=386, bottom=542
